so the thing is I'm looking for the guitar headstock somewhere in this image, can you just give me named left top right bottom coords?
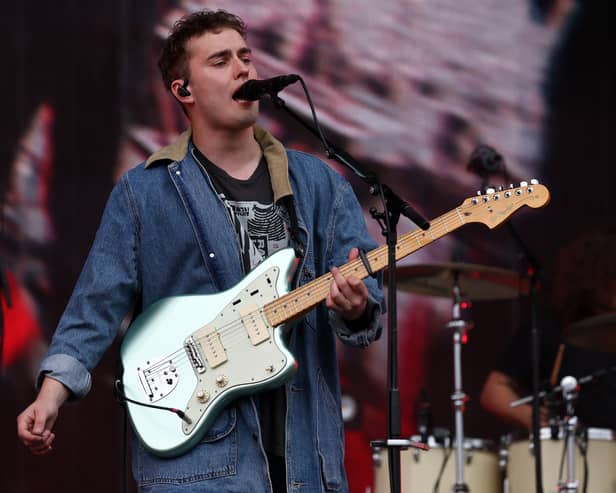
left=459, top=180, right=550, bottom=229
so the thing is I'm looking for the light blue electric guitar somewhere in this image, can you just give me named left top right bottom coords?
left=119, top=182, right=550, bottom=457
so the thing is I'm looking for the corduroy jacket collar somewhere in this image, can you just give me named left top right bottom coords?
left=144, top=126, right=293, bottom=202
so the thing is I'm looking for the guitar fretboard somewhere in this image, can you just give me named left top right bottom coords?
left=264, top=207, right=467, bottom=327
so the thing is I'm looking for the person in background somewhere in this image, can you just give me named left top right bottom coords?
left=480, top=231, right=616, bottom=431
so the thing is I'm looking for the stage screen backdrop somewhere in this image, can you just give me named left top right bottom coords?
left=1, top=1, right=612, bottom=491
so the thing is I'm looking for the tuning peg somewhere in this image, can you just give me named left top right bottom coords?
left=486, top=187, right=496, bottom=194
left=476, top=190, right=482, bottom=196
left=530, top=179, right=539, bottom=185
left=498, top=185, right=504, bottom=191
left=519, top=181, right=528, bottom=187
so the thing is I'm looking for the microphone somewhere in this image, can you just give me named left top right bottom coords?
left=466, top=144, right=504, bottom=179
left=233, top=74, right=300, bottom=101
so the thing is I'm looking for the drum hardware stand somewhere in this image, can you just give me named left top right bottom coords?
left=446, top=276, right=473, bottom=492
left=558, top=376, right=579, bottom=493
left=499, top=435, right=511, bottom=493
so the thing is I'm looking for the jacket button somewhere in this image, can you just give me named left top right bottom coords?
left=209, top=252, right=215, bottom=258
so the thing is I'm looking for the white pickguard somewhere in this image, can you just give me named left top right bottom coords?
left=120, top=248, right=298, bottom=457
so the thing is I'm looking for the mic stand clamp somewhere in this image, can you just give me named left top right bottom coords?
left=370, top=437, right=430, bottom=451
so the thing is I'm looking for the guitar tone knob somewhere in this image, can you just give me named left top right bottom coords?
left=215, top=375, right=229, bottom=388
left=197, top=390, right=210, bottom=403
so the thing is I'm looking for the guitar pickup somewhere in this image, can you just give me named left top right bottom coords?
left=191, top=325, right=227, bottom=370
left=241, top=305, right=271, bottom=346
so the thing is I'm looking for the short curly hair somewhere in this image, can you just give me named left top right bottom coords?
left=158, top=10, right=247, bottom=91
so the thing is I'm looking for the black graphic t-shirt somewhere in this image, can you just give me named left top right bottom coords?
left=194, top=147, right=289, bottom=456
left=195, top=148, right=289, bottom=273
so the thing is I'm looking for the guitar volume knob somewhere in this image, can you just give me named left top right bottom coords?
left=215, top=375, right=229, bottom=388
left=197, top=390, right=210, bottom=403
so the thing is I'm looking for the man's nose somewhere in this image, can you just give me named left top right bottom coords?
left=233, top=57, right=250, bottom=78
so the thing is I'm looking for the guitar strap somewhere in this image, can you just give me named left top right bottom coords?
left=281, top=195, right=305, bottom=260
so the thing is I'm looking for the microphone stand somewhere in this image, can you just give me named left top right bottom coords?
left=506, top=221, right=544, bottom=493
left=468, top=144, right=544, bottom=493
left=268, top=91, right=429, bottom=493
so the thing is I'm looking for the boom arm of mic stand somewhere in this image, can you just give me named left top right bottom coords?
left=511, top=365, right=616, bottom=408
left=269, top=94, right=430, bottom=230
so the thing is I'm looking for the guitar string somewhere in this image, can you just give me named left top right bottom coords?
left=138, top=206, right=473, bottom=379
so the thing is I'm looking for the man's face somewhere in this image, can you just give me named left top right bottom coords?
left=183, top=28, right=259, bottom=132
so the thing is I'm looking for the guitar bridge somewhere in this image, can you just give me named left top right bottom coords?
left=184, top=336, right=207, bottom=374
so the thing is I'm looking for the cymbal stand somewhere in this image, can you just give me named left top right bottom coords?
left=446, top=276, right=473, bottom=492
left=558, top=376, right=579, bottom=493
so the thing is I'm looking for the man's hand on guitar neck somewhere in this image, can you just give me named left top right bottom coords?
left=326, top=247, right=369, bottom=322
left=17, top=376, right=70, bottom=455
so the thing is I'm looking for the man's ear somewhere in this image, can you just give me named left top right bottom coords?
left=171, top=79, right=192, bottom=101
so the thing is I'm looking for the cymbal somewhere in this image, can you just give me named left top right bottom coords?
left=386, top=262, right=529, bottom=301
left=564, top=312, right=616, bottom=353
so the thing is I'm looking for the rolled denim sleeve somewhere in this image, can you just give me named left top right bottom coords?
left=37, top=176, right=141, bottom=399
left=37, top=354, right=91, bottom=399
left=325, top=180, right=385, bottom=347
left=328, top=294, right=382, bottom=348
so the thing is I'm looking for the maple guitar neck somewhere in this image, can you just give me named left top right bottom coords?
left=265, top=182, right=550, bottom=327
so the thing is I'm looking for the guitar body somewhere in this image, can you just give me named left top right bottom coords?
left=120, top=248, right=298, bottom=457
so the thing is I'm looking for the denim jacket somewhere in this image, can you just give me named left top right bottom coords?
left=39, top=126, right=383, bottom=492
